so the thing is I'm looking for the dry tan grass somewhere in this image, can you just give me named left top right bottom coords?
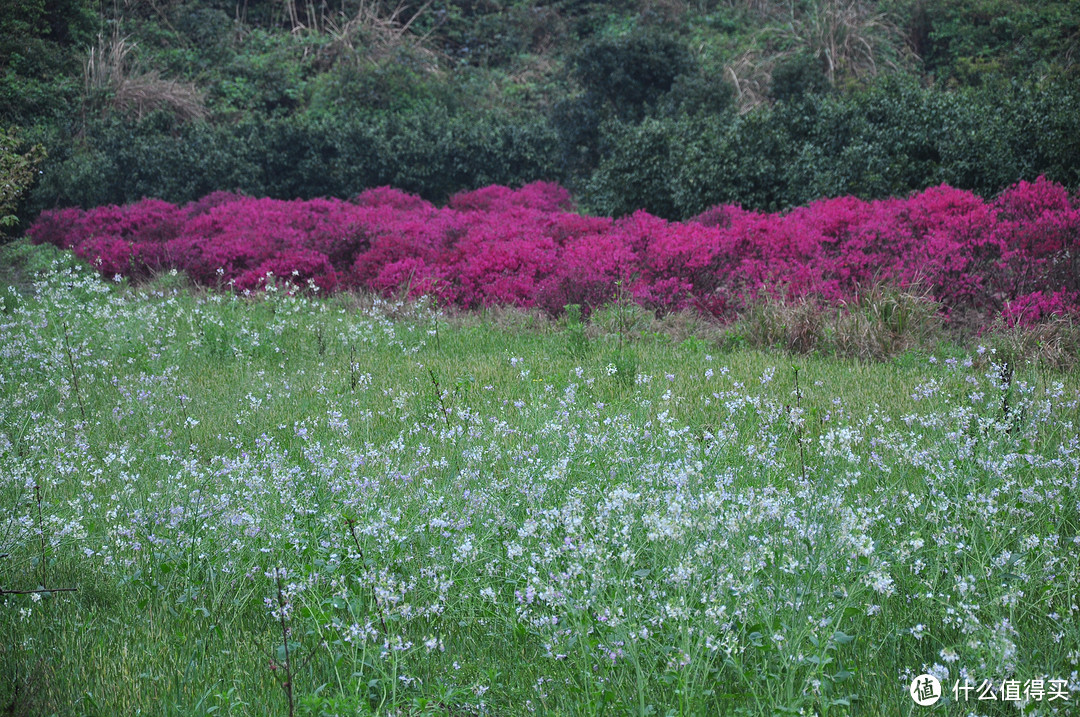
left=782, top=0, right=905, bottom=84
left=436, top=284, right=943, bottom=360
left=739, top=294, right=826, bottom=353
left=651, top=308, right=729, bottom=345
left=982, top=316, right=1080, bottom=372
left=84, top=32, right=207, bottom=121
left=446, top=304, right=558, bottom=334
left=734, top=283, right=942, bottom=359
left=724, top=50, right=772, bottom=113
left=313, top=0, right=441, bottom=70
left=835, top=281, right=941, bottom=358
left=722, top=0, right=912, bottom=109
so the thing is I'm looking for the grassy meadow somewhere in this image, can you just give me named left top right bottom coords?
left=1, top=241, right=1079, bottom=716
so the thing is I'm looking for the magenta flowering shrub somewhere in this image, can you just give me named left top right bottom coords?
left=234, top=249, right=339, bottom=293
left=448, top=181, right=573, bottom=213
left=449, top=211, right=560, bottom=308
left=352, top=186, right=433, bottom=211
left=1002, top=290, right=1080, bottom=327
left=535, top=232, right=636, bottom=314
left=27, top=178, right=1080, bottom=326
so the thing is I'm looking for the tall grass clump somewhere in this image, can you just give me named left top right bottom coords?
left=734, top=282, right=943, bottom=359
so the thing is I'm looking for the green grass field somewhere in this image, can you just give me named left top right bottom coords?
left=2, top=243, right=1078, bottom=716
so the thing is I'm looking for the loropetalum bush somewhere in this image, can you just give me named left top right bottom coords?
left=26, top=178, right=1080, bottom=326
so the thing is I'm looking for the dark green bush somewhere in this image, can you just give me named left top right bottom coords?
left=584, top=117, right=683, bottom=219
left=12, top=0, right=1080, bottom=223
left=770, top=52, right=831, bottom=102
left=0, top=0, right=98, bottom=46
left=29, top=115, right=253, bottom=210
left=658, top=73, right=736, bottom=117
left=587, top=108, right=795, bottom=218
left=0, top=0, right=96, bottom=126
left=1, top=126, right=47, bottom=237
left=554, top=26, right=733, bottom=183
left=571, top=28, right=695, bottom=121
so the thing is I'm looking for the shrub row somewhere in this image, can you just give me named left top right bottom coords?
left=27, top=107, right=561, bottom=214
left=586, top=75, right=1080, bottom=218
left=27, top=178, right=1080, bottom=328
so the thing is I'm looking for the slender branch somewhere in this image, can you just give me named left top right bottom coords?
left=0, top=487, right=78, bottom=596
left=398, top=0, right=435, bottom=35
left=432, top=300, right=441, bottom=354
left=427, top=368, right=452, bottom=429
left=178, top=394, right=195, bottom=451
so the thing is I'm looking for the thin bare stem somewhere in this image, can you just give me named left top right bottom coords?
left=346, top=518, right=388, bottom=635
left=793, top=368, right=808, bottom=484
left=0, top=487, right=77, bottom=596
left=349, top=347, right=360, bottom=392
left=178, top=394, right=195, bottom=451
left=35, top=485, right=47, bottom=590
left=427, top=368, right=452, bottom=429
left=275, top=572, right=296, bottom=717
left=432, top=300, right=441, bottom=354
left=61, top=322, right=87, bottom=422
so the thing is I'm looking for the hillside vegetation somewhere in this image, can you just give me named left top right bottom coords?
left=3, top=0, right=1080, bottom=227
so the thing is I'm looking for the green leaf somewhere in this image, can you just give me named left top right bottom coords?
left=832, top=669, right=854, bottom=683
left=832, top=630, right=855, bottom=645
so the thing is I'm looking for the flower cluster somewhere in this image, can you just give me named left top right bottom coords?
left=27, top=178, right=1080, bottom=324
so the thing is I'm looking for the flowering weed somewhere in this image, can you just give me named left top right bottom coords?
left=1, top=247, right=1079, bottom=715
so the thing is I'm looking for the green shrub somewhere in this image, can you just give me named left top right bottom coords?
left=553, top=27, right=707, bottom=181
left=571, top=28, right=695, bottom=121
left=584, top=117, right=683, bottom=219
left=0, top=0, right=98, bottom=46
left=0, top=126, right=46, bottom=236
left=0, top=0, right=96, bottom=126
left=921, top=0, right=1080, bottom=85
left=587, top=72, right=1080, bottom=218
left=770, top=51, right=831, bottom=102
left=587, top=109, right=794, bottom=218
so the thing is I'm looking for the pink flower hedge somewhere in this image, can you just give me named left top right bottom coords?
left=27, top=178, right=1080, bottom=326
